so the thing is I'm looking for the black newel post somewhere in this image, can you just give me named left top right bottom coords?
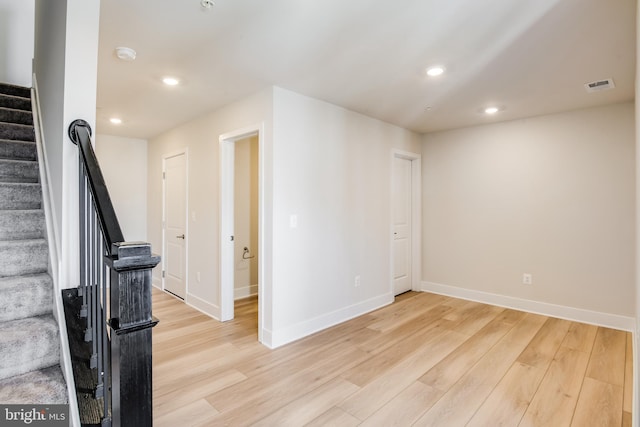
left=107, top=242, right=160, bottom=427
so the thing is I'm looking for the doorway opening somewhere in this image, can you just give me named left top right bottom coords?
left=220, top=124, right=265, bottom=343
left=391, top=150, right=421, bottom=297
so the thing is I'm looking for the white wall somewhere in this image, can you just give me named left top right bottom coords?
left=0, top=0, right=34, bottom=87
left=34, top=0, right=100, bottom=289
left=147, top=88, right=273, bottom=318
left=422, top=103, right=635, bottom=322
left=269, top=87, right=421, bottom=345
left=96, top=134, right=148, bottom=242
left=234, top=135, right=258, bottom=299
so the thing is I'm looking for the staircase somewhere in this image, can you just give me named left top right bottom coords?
left=0, top=82, right=67, bottom=403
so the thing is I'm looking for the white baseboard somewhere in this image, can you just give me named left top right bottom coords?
left=269, top=293, right=394, bottom=349
left=421, top=281, right=635, bottom=332
left=235, top=284, right=258, bottom=300
left=186, top=292, right=220, bottom=320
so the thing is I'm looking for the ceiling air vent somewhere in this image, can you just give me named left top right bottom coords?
left=584, top=78, right=615, bottom=93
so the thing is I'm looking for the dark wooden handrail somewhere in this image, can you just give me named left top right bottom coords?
left=68, top=119, right=124, bottom=253
left=68, top=119, right=159, bottom=427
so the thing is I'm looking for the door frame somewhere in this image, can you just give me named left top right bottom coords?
left=219, top=123, right=265, bottom=342
left=162, top=149, right=189, bottom=297
left=391, top=150, right=422, bottom=295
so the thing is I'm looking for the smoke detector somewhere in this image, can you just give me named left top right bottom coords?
left=115, top=47, right=136, bottom=62
left=584, top=78, right=615, bottom=93
left=201, top=0, right=214, bottom=9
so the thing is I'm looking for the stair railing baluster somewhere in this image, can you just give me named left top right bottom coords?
left=79, top=163, right=87, bottom=316
left=69, top=120, right=160, bottom=427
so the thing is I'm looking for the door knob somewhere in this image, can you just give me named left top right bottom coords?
left=176, top=234, right=185, bottom=239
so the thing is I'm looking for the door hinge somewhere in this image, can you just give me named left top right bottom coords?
left=162, top=270, right=165, bottom=278
left=163, top=172, right=166, bottom=179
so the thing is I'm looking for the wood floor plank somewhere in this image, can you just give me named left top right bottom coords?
left=338, top=328, right=468, bottom=421
left=467, top=361, right=543, bottom=427
left=205, top=345, right=369, bottom=424
left=445, top=303, right=505, bottom=336
left=519, top=346, right=589, bottom=427
left=359, top=381, right=442, bottom=427
left=571, top=377, right=623, bottom=426
left=413, top=313, right=546, bottom=426
left=154, top=398, right=218, bottom=427
left=304, top=407, right=360, bottom=427
left=250, top=378, right=359, bottom=427
left=366, top=292, right=447, bottom=332
left=341, top=318, right=449, bottom=387
left=517, top=317, right=571, bottom=368
left=356, top=304, right=454, bottom=355
left=154, top=369, right=247, bottom=418
left=419, top=309, right=527, bottom=391
left=586, top=327, right=626, bottom=386
left=562, top=322, right=597, bottom=353
left=624, top=332, right=633, bottom=414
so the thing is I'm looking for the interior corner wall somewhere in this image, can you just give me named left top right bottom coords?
left=270, top=87, right=421, bottom=346
left=147, top=88, right=274, bottom=318
left=34, top=0, right=100, bottom=289
left=0, top=0, right=35, bottom=87
left=422, top=102, right=635, bottom=319
left=96, top=134, right=148, bottom=242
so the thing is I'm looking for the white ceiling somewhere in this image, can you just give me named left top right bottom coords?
left=96, top=0, right=636, bottom=139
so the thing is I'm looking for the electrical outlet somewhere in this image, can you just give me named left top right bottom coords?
left=354, top=275, right=361, bottom=287
left=522, top=273, right=532, bottom=285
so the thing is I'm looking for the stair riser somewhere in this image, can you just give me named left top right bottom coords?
left=0, top=108, right=33, bottom=126
left=0, top=123, right=35, bottom=142
left=0, top=241, right=48, bottom=277
left=0, top=160, right=38, bottom=183
left=0, top=94, right=31, bottom=112
left=0, top=183, right=41, bottom=209
left=0, top=140, right=37, bottom=161
left=0, top=275, right=52, bottom=322
left=0, top=84, right=30, bottom=99
left=0, top=316, right=59, bottom=381
left=0, top=211, right=45, bottom=240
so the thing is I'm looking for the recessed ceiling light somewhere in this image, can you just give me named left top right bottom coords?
left=484, top=107, right=499, bottom=115
left=114, top=47, right=136, bottom=62
left=162, top=77, right=180, bottom=86
left=110, top=117, right=122, bottom=125
left=426, top=66, right=445, bottom=77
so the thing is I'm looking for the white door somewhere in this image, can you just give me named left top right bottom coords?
left=393, top=156, right=412, bottom=295
left=164, top=153, right=187, bottom=299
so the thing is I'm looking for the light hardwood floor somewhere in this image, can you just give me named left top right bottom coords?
left=152, top=289, right=633, bottom=426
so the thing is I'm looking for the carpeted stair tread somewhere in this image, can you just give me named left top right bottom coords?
left=0, top=93, right=31, bottom=112
left=0, top=158, right=39, bottom=183
left=0, top=315, right=59, bottom=381
left=0, top=122, right=35, bottom=142
left=0, top=239, right=48, bottom=277
left=0, top=365, right=67, bottom=404
left=0, top=210, right=45, bottom=240
left=0, top=139, right=36, bottom=161
left=0, top=107, right=33, bottom=126
left=0, top=182, right=41, bottom=209
left=0, top=83, right=30, bottom=99
left=0, top=274, right=52, bottom=322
